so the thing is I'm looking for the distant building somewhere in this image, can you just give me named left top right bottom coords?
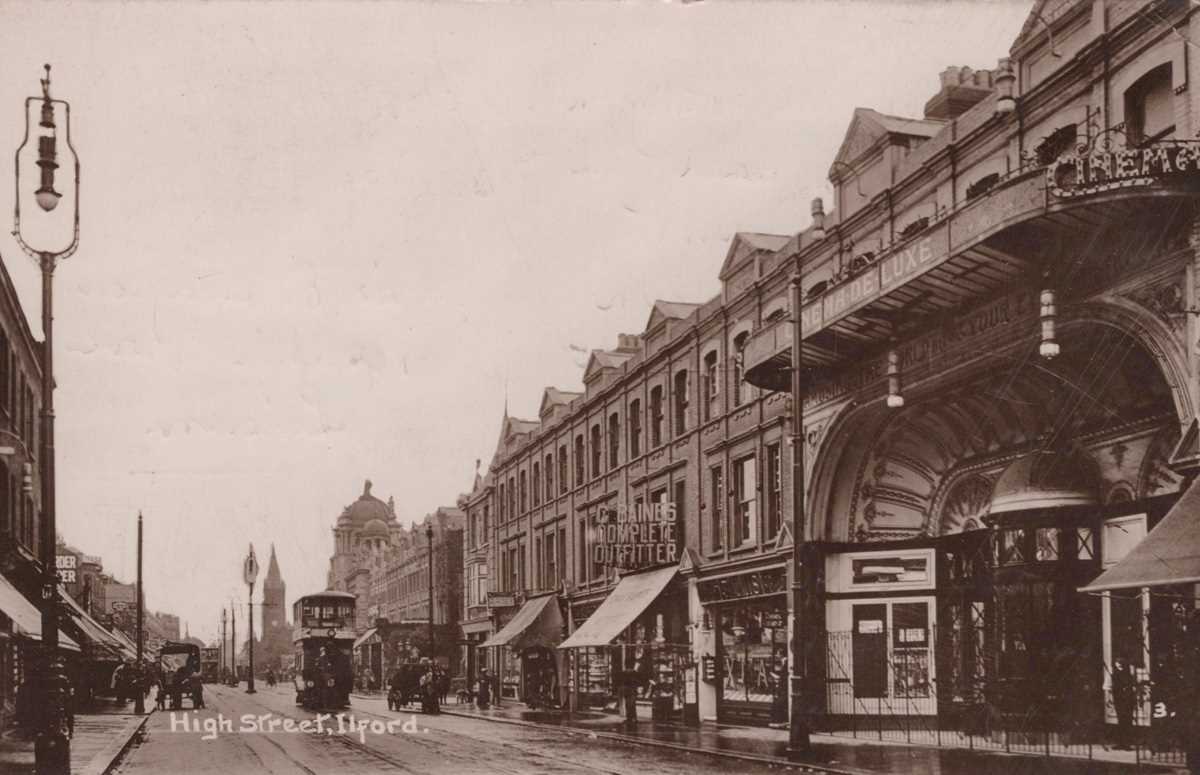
left=257, top=544, right=290, bottom=673
left=327, top=480, right=402, bottom=632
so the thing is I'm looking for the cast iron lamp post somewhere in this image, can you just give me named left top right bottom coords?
left=12, top=64, right=80, bottom=775
left=787, top=273, right=812, bottom=756
left=244, top=544, right=259, bottom=693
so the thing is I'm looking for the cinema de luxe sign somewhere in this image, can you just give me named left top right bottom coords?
left=1048, top=142, right=1200, bottom=197
left=594, top=502, right=678, bottom=570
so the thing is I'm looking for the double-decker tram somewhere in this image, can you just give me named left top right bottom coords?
left=200, top=647, right=220, bottom=683
left=292, top=590, right=356, bottom=710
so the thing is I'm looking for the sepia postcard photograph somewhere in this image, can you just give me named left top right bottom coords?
left=0, top=0, right=1198, bottom=773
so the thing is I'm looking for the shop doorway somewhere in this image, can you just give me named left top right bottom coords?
left=714, top=598, right=788, bottom=725
left=521, top=646, right=558, bottom=708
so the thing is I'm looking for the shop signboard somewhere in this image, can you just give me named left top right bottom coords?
left=697, top=567, right=787, bottom=604
left=594, top=501, right=678, bottom=570
left=487, top=593, right=515, bottom=610
left=55, top=555, right=77, bottom=584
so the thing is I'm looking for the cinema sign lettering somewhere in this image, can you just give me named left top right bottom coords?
left=1048, top=142, right=1200, bottom=197
left=801, top=231, right=945, bottom=334
left=594, top=502, right=678, bottom=570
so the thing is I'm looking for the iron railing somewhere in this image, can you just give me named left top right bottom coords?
left=817, top=625, right=1187, bottom=766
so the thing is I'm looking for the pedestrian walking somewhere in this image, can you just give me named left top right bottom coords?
left=1112, top=656, right=1137, bottom=751
left=476, top=668, right=492, bottom=710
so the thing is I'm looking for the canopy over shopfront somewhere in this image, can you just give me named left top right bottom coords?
left=353, top=627, right=379, bottom=650
left=0, top=573, right=80, bottom=651
left=110, top=627, right=141, bottom=661
left=58, top=587, right=130, bottom=661
left=481, top=593, right=562, bottom=651
left=559, top=566, right=676, bottom=649
left=1081, top=476, right=1200, bottom=592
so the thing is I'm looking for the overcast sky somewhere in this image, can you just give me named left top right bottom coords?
left=0, top=0, right=1029, bottom=643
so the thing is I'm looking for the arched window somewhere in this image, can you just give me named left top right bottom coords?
left=1125, top=63, right=1174, bottom=146
left=673, top=370, right=689, bottom=435
left=703, top=351, right=719, bottom=422
left=650, top=386, right=665, bottom=447
left=590, top=424, right=602, bottom=478
left=732, top=332, right=750, bottom=407
left=608, top=413, right=620, bottom=468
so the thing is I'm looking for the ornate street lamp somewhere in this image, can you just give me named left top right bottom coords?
left=12, top=64, right=80, bottom=775
left=787, top=274, right=812, bottom=756
left=243, top=544, right=259, bottom=693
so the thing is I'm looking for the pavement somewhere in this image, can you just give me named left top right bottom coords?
left=0, top=699, right=152, bottom=775
left=431, top=695, right=1190, bottom=775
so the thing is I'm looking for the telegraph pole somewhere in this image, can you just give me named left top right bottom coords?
left=230, top=600, right=236, bottom=686
left=134, top=512, right=144, bottom=714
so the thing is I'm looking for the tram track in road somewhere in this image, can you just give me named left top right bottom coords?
left=207, top=685, right=419, bottom=775
left=219, top=685, right=631, bottom=775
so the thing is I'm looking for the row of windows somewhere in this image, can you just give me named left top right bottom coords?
left=486, top=444, right=784, bottom=597
left=707, top=445, right=784, bottom=554
left=0, top=328, right=39, bottom=461
left=496, top=343, right=763, bottom=524
left=1, top=470, right=35, bottom=551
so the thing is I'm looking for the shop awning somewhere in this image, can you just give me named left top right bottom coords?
left=481, top=594, right=562, bottom=651
left=559, top=566, right=676, bottom=649
left=109, top=628, right=141, bottom=661
left=58, top=588, right=128, bottom=660
left=1080, top=477, right=1200, bottom=593
left=0, top=573, right=80, bottom=651
left=353, top=628, right=378, bottom=649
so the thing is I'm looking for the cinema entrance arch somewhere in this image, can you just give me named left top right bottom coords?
left=810, top=319, right=1185, bottom=733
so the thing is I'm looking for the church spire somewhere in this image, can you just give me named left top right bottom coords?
left=266, top=543, right=283, bottom=587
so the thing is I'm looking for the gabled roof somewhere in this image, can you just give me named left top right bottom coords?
left=491, top=413, right=540, bottom=462
left=583, top=349, right=634, bottom=383
left=1011, top=0, right=1078, bottom=55
left=832, top=108, right=944, bottom=170
left=644, top=300, right=702, bottom=333
left=718, top=232, right=790, bottom=280
left=539, top=386, right=582, bottom=417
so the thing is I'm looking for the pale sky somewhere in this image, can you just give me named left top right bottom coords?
left=0, top=0, right=1030, bottom=643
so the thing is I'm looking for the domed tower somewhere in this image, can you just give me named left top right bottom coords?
left=326, top=479, right=398, bottom=631
left=329, top=479, right=394, bottom=590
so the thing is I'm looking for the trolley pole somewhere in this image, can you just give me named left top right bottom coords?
left=134, top=512, right=145, bottom=715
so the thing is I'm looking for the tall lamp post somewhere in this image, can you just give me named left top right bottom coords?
left=787, top=273, right=812, bottom=755
left=243, top=545, right=259, bottom=693
left=13, top=64, right=80, bottom=775
left=426, top=522, right=434, bottom=663
left=221, top=608, right=227, bottom=683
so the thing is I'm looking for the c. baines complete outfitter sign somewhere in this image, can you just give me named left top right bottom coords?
left=593, top=502, right=678, bottom=570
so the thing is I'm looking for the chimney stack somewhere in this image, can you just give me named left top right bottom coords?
left=924, top=65, right=995, bottom=120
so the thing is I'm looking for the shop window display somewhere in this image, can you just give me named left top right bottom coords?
left=718, top=602, right=787, bottom=704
